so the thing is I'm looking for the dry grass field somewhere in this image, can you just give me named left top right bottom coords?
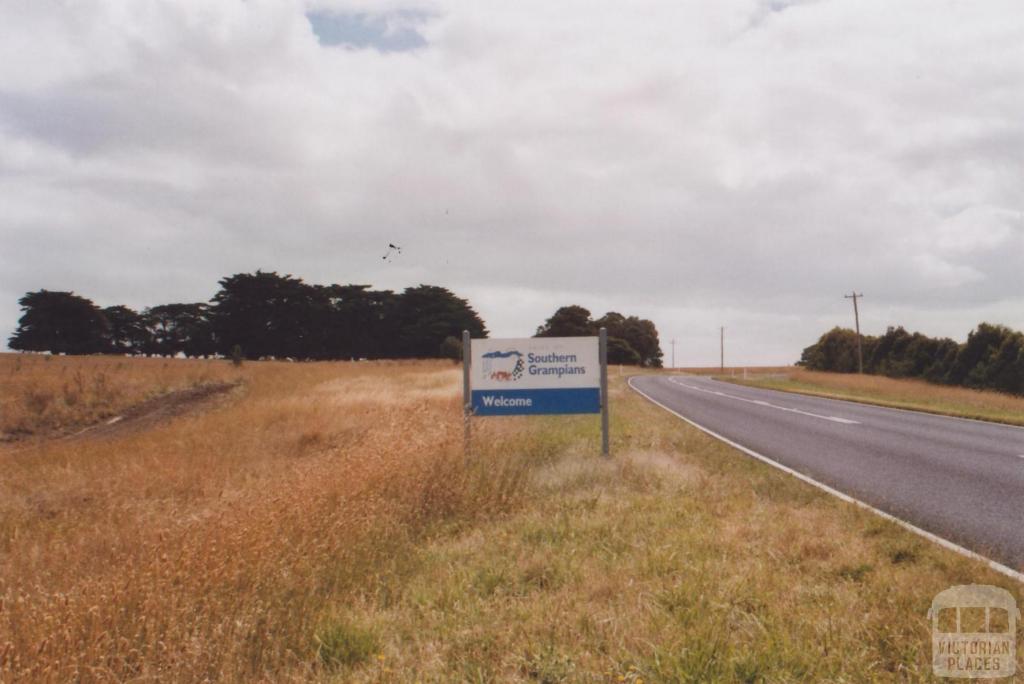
left=727, top=367, right=1024, bottom=426
left=0, top=358, right=538, bottom=682
left=1, top=357, right=1020, bottom=682
left=0, top=354, right=239, bottom=439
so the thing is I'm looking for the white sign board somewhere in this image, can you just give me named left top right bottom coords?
left=469, top=337, right=601, bottom=415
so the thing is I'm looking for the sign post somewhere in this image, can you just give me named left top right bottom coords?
left=599, top=327, right=609, bottom=456
left=462, top=329, right=472, bottom=458
left=462, top=329, right=609, bottom=456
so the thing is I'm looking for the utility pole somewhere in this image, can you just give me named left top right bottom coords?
left=720, top=326, right=724, bottom=372
left=844, top=292, right=864, bottom=373
left=671, top=339, right=676, bottom=370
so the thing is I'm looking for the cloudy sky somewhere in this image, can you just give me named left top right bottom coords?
left=2, top=0, right=1022, bottom=365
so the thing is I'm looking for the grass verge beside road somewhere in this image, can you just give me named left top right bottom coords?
left=2, top=359, right=1020, bottom=682
left=328, top=373, right=1022, bottom=682
left=723, top=368, right=1024, bottom=426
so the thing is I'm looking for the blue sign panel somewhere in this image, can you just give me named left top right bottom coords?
left=471, top=388, right=601, bottom=416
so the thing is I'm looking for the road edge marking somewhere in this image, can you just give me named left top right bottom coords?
left=669, top=377, right=861, bottom=425
left=713, top=377, right=1024, bottom=431
left=627, top=375, right=1024, bottom=585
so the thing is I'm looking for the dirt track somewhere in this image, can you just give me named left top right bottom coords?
left=61, top=382, right=239, bottom=442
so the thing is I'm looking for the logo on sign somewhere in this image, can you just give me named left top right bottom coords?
left=482, top=350, right=525, bottom=382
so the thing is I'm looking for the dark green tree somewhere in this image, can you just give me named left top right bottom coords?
left=798, top=322, right=1024, bottom=396
left=533, top=307, right=663, bottom=366
left=8, top=290, right=109, bottom=355
left=209, top=271, right=326, bottom=360
left=596, top=312, right=663, bottom=367
left=947, top=323, right=1016, bottom=388
left=979, top=332, right=1024, bottom=394
left=798, top=327, right=874, bottom=373
left=321, top=284, right=399, bottom=359
left=535, top=306, right=596, bottom=337
left=606, top=337, right=641, bottom=365
left=144, top=303, right=215, bottom=357
left=922, top=338, right=960, bottom=383
left=103, top=305, right=151, bottom=354
left=391, top=285, right=487, bottom=358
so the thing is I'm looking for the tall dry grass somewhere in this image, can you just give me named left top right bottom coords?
left=736, top=367, right=1024, bottom=424
left=0, top=359, right=537, bottom=682
left=0, top=354, right=239, bottom=438
left=322, top=375, right=1022, bottom=681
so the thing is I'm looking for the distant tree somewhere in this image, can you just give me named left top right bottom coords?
left=868, top=326, right=915, bottom=376
left=322, top=284, right=400, bottom=359
left=980, top=332, right=1024, bottom=394
left=103, top=305, right=151, bottom=355
left=533, top=307, right=662, bottom=366
left=391, top=285, right=488, bottom=358
left=798, top=327, right=870, bottom=373
left=8, top=290, right=109, bottom=355
left=606, top=337, right=641, bottom=365
left=7, top=275, right=495, bottom=364
left=947, top=323, right=1015, bottom=388
left=535, top=306, right=595, bottom=337
left=594, top=311, right=626, bottom=339
left=798, top=321, right=1024, bottom=396
left=209, top=271, right=327, bottom=360
left=144, top=303, right=215, bottom=357
left=922, top=338, right=960, bottom=384
left=596, top=312, right=663, bottom=367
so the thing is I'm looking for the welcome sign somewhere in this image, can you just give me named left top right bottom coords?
left=469, top=337, right=602, bottom=416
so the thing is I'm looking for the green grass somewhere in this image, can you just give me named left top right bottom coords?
left=315, top=618, right=379, bottom=669
left=315, top=376, right=1022, bottom=682
left=722, top=369, right=1024, bottom=426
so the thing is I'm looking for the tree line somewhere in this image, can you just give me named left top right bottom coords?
left=8, top=272, right=487, bottom=360
left=798, top=323, right=1024, bottom=395
left=534, top=305, right=663, bottom=367
left=8, top=273, right=664, bottom=365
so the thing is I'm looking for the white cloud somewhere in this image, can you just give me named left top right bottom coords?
left=2, top=0, right=1023, bottom=364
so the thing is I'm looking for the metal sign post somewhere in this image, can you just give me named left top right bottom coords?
left=599, top=327, right=609, bottom=457
left=462, top=329, right=471, bottom=458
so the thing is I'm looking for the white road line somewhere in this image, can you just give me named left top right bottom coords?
left=669, top=377, right=860, bottom=425
left=705, top=375, right=1024, bottom=431
left=628, top=376, right=1024, bottom=585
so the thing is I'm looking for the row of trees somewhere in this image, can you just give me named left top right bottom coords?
left=8, top=274, right=665, bottom=366
left=8, top=272, right=487, bottom=360
left=534, top=305, right=663, bottom=367
left=798, top=323, right=1024, bottom=395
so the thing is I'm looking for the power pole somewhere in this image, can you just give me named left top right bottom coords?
left=671, top=339, right=676, bottom=370
left=844, top=292, right=864, bottom=373
left=720, top=326, right=724, bottom=372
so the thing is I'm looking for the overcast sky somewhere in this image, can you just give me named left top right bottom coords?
left=2, top=0, right=1022, bottom=365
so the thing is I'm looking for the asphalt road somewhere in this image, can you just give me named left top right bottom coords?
left=629, top=374, right=1024, bottom=572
